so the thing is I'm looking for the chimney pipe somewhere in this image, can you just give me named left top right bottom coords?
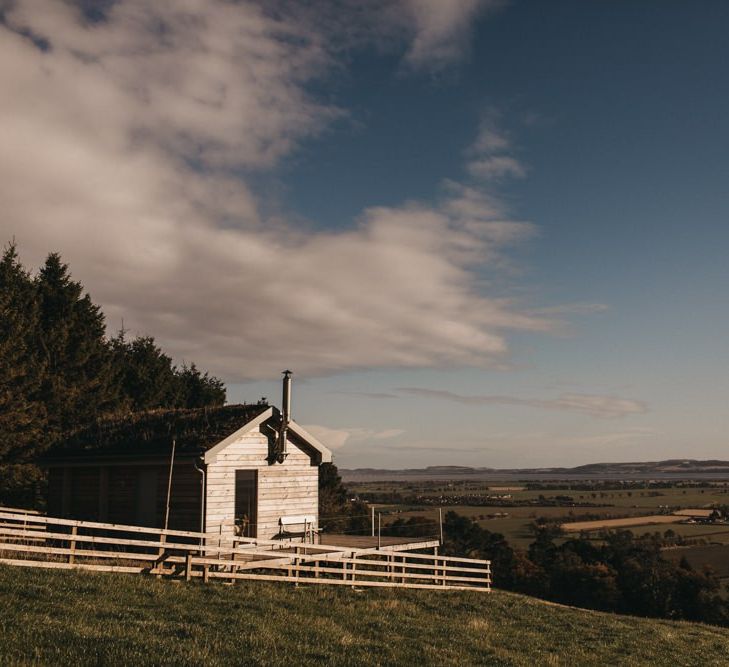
left=282, top=370, right=292, bottom=426
left=278, top=370, right=292, bottom=462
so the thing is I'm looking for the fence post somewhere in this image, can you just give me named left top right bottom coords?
left=156, top=533, right=167, bottom=578
left=185, top=553, right=193, bottom=582
left=351, top=551, right=356, bottom=588
left=230, top=538, right=238, bottom=584
left=68, top=526, right=77, bottom=564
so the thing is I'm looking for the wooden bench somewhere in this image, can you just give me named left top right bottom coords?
left=278, top=515, right=317, bottom=543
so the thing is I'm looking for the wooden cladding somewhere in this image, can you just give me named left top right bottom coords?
left=47, top=462, right=203, bottom=532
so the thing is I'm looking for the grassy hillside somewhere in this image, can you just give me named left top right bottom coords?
left=1, top=565, right=728, bottom=666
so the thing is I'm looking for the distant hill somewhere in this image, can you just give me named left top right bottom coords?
left=1, top=565, right=728, bottom=665
left=341, top=459, right=729, bottom=482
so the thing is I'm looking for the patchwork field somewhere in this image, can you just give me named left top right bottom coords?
left=353, top=481, right=729, bottom=557
left=561, top=515, right=684, bottom=532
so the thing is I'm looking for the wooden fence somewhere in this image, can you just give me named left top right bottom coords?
left=0, top=509, right=491, bottom=592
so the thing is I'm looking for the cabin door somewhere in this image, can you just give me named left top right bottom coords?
left=235, top=470, right=258, bottom=538
left=136, top=468, right=159, bottom=527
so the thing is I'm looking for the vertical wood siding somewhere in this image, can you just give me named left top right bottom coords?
left=205, top=428, right=318, bottom=540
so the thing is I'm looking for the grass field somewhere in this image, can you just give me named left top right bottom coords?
left=1, top=565, right=729, bottom=665
left=663, top=545, right=729, bottom=578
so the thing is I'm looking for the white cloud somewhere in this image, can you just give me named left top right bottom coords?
left=468, top=156, right=526, bottom=180
left=303, top=425, right=404, bottom=450
left=464, top=112, right=526, bottom=182
left=398, top=388, right=649, bottom=418
left=400, top=0, right=505, bottom=69
left=0, top=1, right=550, bottom=381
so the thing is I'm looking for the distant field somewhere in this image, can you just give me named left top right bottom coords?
left=367, top=481, right=729, bottom=553
left=663, top=545, right=729, bottom=578
left=631, top=524, right=729, bottom=543
left=561, top=515, right=683, bottom=532
left=2, top=565, right=729, bottom=665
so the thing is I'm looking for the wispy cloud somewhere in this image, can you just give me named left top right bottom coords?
left=302, top=424, right=405, bottom=450
left=468, top=155, right=527, bottom=180
left=464, top=112, right=527, bottom=184
left=398, top=0, right=506, bottom=70
left=398, top=387, right=648, bottom=418
left=339, top=391, right=400, bottom=400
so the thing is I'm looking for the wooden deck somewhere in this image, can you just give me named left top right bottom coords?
left=319, top=534, right=439, bottom=550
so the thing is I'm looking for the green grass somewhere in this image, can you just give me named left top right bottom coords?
left=1, top=565, right=728, bottom=665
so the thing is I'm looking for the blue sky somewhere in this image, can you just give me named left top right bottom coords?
left=2, top=1, right=727, bottom=467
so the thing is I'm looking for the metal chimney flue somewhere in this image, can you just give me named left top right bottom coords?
left=282, top=370, right=292, bottom=426
left=277, top=370, right=292, bottom=463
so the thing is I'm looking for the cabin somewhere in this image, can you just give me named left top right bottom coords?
left=42, top=373, right=332, bottom=541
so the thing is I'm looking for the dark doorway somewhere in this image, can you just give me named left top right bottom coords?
left=235, top=470, right=258, bottom=538
left=136, top=468, right=159, bottom=527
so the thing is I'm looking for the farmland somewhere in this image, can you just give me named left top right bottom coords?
left=2, top=565, right=729, bottom=665
left=348, top=479, right=729, bottom=556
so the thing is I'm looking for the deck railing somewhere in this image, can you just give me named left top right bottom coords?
left=0, top=509, right=491, bottom=592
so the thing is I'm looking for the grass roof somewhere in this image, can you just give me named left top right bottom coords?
left=45, top=403, right=271, bottom=459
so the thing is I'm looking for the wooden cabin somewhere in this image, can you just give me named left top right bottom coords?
left=42, top=380, right=332, bottom=541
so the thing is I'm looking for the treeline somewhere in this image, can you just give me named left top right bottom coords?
left=0, top=244, right=225, bottom=507
left=438, top=512, right=729, bottom=627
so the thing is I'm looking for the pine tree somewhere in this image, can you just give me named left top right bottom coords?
left=175, top=363, right=226, bottom=408
left=0, top=244, right=47, bottom=507
left=0, top=244, right=46, bottom=461
left=110, top=333, right=226, bottom=410
left=34, top=253, right=119, bottom=437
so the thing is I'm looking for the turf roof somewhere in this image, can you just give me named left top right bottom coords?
left=45, top=403, right=272, bottom=459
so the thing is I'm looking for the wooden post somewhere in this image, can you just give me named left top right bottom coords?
left=230, top=538, right=238, bottom=584
left=203, top=564, right=209, bottom=583
left=439, top=507, right=443, bottom=544
left=294, top=546, right=300, bottom=587
left=351, top=551, right=356, bottom=588
left=68, top=525, right=77, bottom=564
left=163, top=438, right=176, bottom=532
left=377, top=513, right=381, bottom=550
left=371, top=506, right=375, bottom=537
left=434, top=546, right=439, bottom=585
left=185, top=552, right=193, bottom=582
left=156, top=533, right=167, bottom=578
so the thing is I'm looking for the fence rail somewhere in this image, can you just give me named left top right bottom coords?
left=0, top=509, right=491, bottom=592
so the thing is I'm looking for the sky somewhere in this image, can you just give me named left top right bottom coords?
left=1, top=0, right=728, bottom=469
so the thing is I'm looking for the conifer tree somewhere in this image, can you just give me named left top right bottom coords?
left=175, top=362, right=226, bottom=408
left=34, top=254, right=118, bottom=437
left=0, top=244, right=46, bottom=461
left=0, top=245, right=47, bottom=507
